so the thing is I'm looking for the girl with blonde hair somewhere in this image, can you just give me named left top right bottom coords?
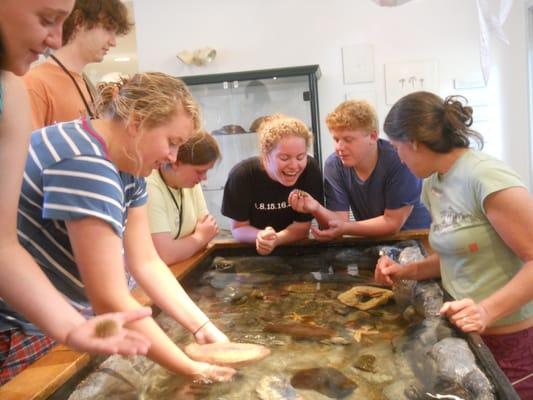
left=222, top=114, right=323, bottom=255
left=0, top=69, right=235, bottom=383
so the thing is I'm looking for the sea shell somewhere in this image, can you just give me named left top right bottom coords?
left=337, top=285, right=394, bottom=310
left=94, top=319, right=119, bottom=338
left=184, top=342, right=271, bottom=367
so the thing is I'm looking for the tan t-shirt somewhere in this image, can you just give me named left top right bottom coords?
left=23, top=62, right=94, bottom=129
left=146, top=170, right=209, bottom=239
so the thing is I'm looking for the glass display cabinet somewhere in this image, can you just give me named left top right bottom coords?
left=180, top=65, right=322, bottom=230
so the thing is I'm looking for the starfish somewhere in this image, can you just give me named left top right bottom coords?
left=350, top=325, right=379, bottom=343
left=286, top=312, right=305, bottom=322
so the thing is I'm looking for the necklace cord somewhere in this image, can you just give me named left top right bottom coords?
left=49, top=54, right=96, bottom=119
left=158, top=170, right=183, bottom=239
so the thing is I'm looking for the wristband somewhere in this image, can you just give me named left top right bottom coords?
left=193, top=319, right=210, bottom=336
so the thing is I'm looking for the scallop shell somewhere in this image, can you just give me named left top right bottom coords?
left=184, top=342, right=271, bottom=367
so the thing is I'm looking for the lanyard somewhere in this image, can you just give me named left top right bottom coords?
left=158, top=170, right=183, bottom=239
left=49, top=54, right=96, bottom=119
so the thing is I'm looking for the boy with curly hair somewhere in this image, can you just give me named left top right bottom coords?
left=24, top=0, right=132, bottom=128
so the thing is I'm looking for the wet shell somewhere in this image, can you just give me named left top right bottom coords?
left=184, top=342, right=271, bottom=367
left=337, top=285, right=394, bottom=310
left=354, top=354, right=377, bottom=373
left=94, top=319, right=119, bottom=338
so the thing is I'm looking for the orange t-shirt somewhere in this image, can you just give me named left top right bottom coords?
left=23, top=62, right=94, bottom=130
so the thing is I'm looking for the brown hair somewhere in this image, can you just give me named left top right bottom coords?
left=326, top=100, right=378, bottom=134
left=177, top=130, right=221, bottom=165
left=258, top=114, right=312, bottom=155
left=383, top=91, right=483, bottom=153
left=62, top=0, right=132, bottom=45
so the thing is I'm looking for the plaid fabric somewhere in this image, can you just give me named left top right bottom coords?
left=0, top=330, right=55, bottom=386
left=482, top=326, right=533, bottom=399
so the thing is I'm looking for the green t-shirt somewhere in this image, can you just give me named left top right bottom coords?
left=422, top=150, right=533, bottom=327
left=146, top=170, right=208, bottom=239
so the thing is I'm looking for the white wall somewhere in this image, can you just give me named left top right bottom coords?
left=489, top=0, right=531, bottom=187
left=134, top=0, right=531, bottom=186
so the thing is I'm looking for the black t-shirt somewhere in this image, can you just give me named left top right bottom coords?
left=222, top=156, right=324, bottom=231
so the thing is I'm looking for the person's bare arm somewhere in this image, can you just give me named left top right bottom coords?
left=441, top=187, right=533, bottom=332
left=275, top=221, right=311, bottom=245
left=374, top=253, right=441, bottom=286
left=67, top=211, right=234, bottom=381
left=230, top=219, right=261, bottom=243
left=288, top=189, right=341, bottom=228
left=342, top=205, right=413, bottom=236
left=152, top=214, right=218, bottom=265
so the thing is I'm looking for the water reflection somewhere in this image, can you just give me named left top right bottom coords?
left=68, top=243, right=496, bottom=400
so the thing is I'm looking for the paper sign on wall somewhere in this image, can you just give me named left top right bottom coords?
left=384, top=61, right=438, bottom=105
left=342, top=44, right=375, bottom=84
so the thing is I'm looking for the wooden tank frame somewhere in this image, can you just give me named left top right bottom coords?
left=0, top=230, right=518, bottom=399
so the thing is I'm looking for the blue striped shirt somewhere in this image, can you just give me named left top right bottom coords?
left=0, top=118, right=147, bottom=334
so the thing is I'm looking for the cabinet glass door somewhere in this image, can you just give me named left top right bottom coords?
left=182, top=66, right=321, bottom=231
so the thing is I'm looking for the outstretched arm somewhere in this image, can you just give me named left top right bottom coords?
left=374, top=253, right=441, bottom=286
left=339, top=205, right=413, bottom=236
left=289, top=189, right=412, bottom=239
left=288, top=189, right=341, bottom=228
left=81, top=205, right=233, bottom=380
left=311, top=206, right=413, bottom=241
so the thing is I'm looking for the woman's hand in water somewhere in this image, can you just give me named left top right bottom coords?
left=193, top=320, right=229, bottom=344
left=192, top=362, right=236, bottom=383
left=374, top=255, right=403, bottom=286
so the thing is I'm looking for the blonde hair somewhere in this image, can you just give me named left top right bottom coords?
left=257, top=114, right=312, bottom=155
left=95, top=72, right=200, bottom=174
left=326, top=100, right=378, bottom=134
left=95, top=72, right=200, bottom=131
